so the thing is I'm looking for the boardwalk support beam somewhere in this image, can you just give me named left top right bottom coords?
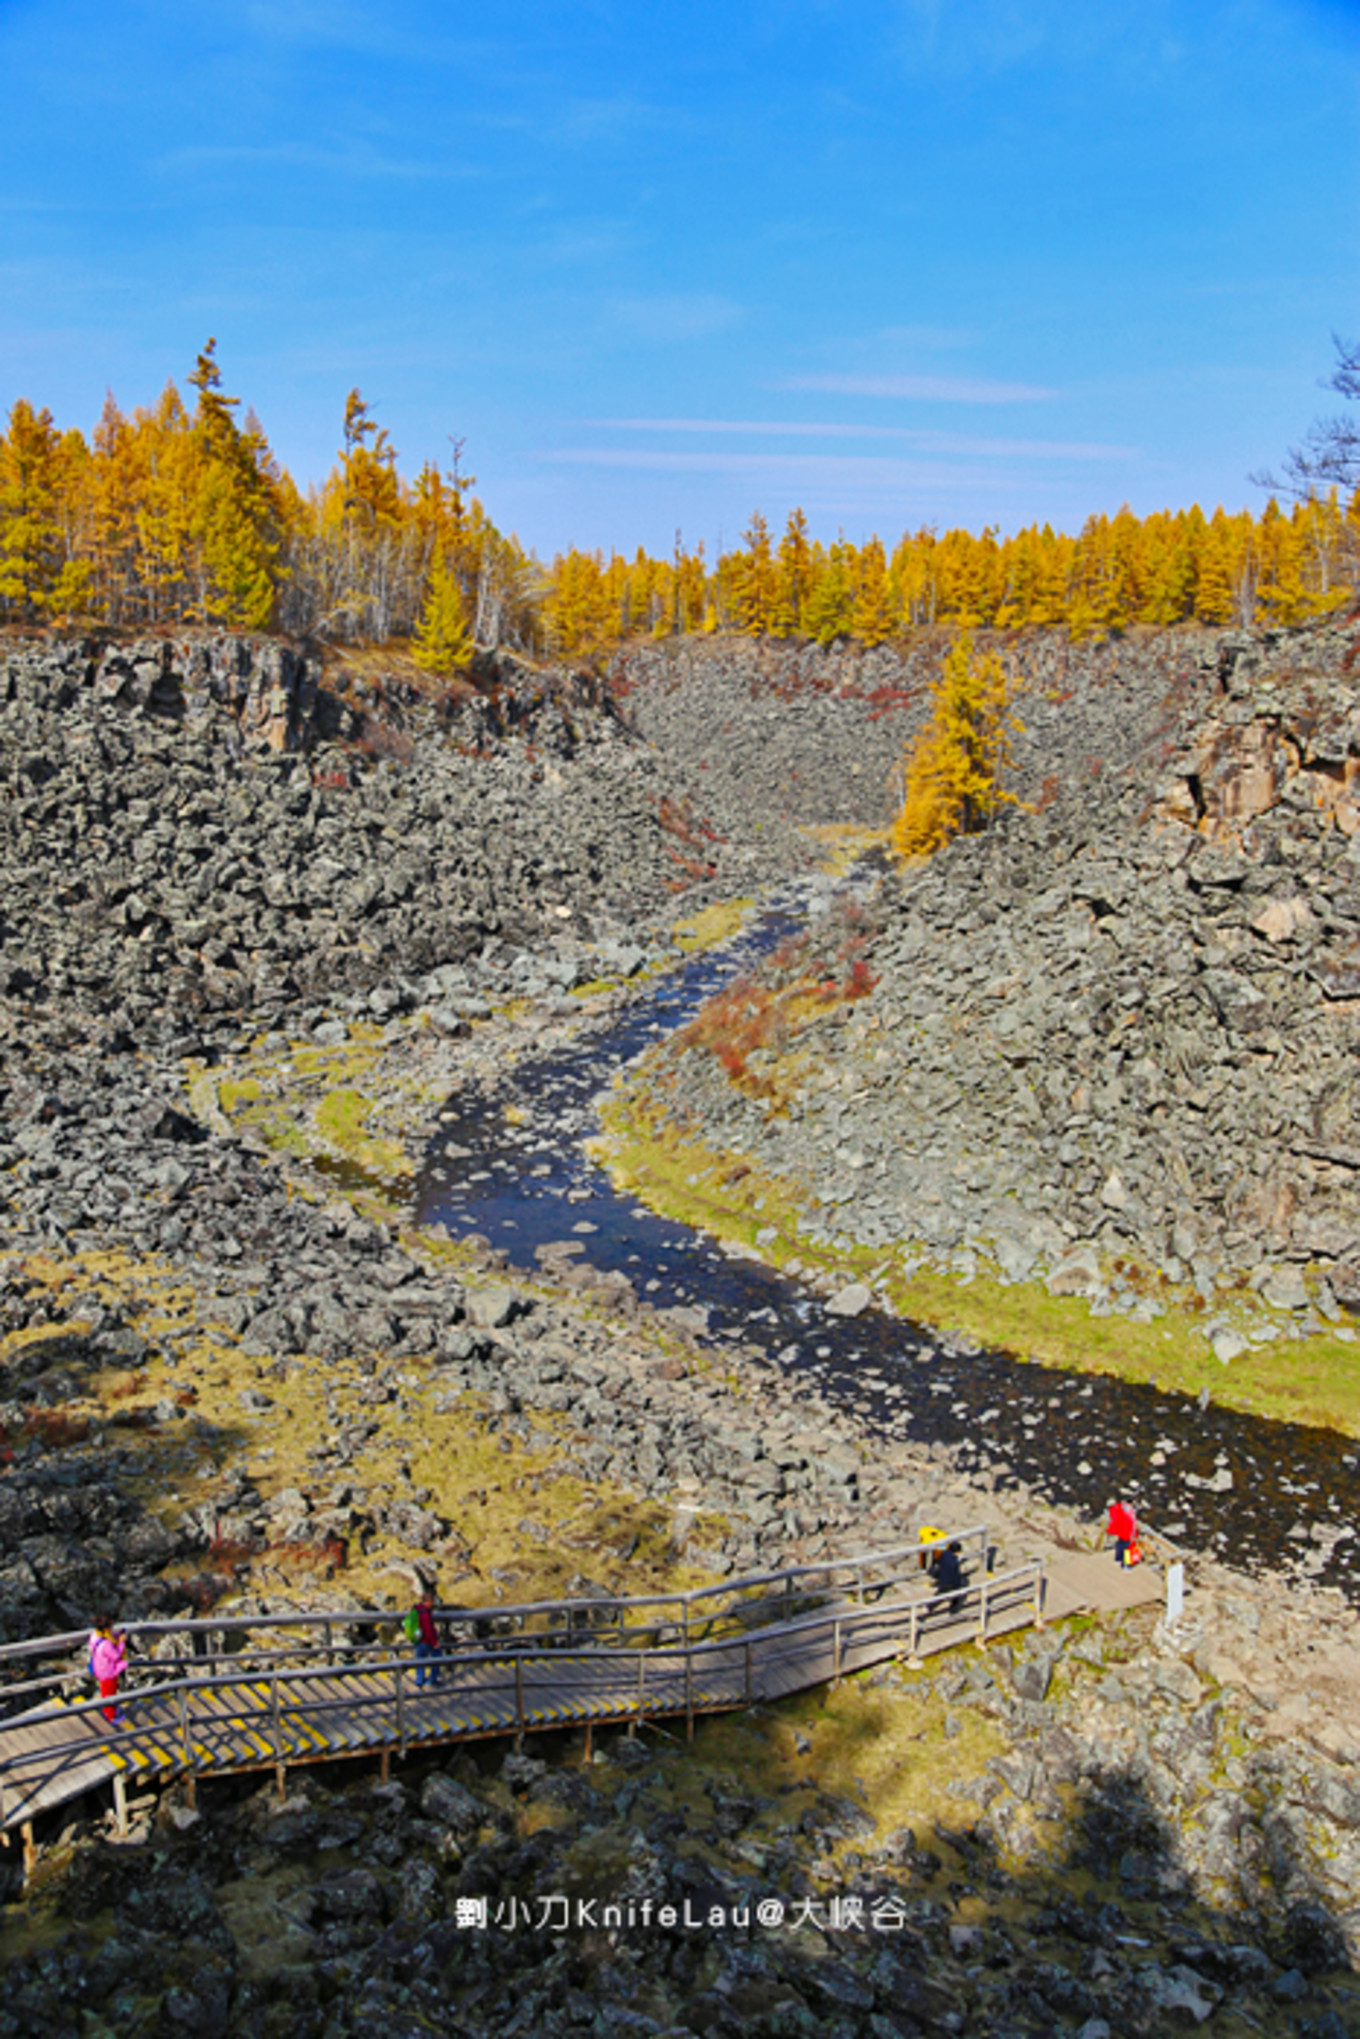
left=112, top=1773, right=127, bottom=1837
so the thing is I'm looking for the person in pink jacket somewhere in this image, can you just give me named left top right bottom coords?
left=88, top=1618, right=127, bottom=1724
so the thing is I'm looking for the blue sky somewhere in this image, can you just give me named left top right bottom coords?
left=1, top=0, right=1357, bottom=558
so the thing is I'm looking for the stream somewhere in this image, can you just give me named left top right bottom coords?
left=415, top=879, right=1360, bottom=1597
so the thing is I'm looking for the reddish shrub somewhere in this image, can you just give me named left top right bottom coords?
left=23, top=1409, right=90, bottom=1447
left=205, top=1531, right=255, bottom=1574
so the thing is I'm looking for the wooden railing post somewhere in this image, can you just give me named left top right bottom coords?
left=636, top=1647, right=645, bottom=1729
left=270, top=1676, right=286, bottom=1799
left=833, top=1617, right=842, bottom=1681
left=907, top=1599, right=921, bottom=1668
left=395, top=1661, right=407, bottom=1760
left=514, top=1656, right=525, bottom=1750
left=683, top=1606, right=693, bottom=1741
left=977, top=1578, right=989, bottom=1645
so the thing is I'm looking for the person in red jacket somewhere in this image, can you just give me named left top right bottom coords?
left=1107, top=1500, right=1140, bottom=1567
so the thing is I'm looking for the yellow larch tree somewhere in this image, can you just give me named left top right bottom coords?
left=893, top=633, right=1024, bottom=857
left=0, top=399, right=66, bottom=619
left=412, top=548, right=474, bottom=675
left=736, top=511, right=777, bottom=634
left=773, top=509, right=813, bottom=636
left=803, top=538, right=854, bottom=645
left=851, top=535, right=894, bottom=645
left=186, top=342, right=279, bottom=629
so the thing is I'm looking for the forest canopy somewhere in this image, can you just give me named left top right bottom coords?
left=2, top=345, right=1358, bottom=658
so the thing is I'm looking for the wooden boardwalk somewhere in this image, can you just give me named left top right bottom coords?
left=0, top=1529, right=1161, bottom=1849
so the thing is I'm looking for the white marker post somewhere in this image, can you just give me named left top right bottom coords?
left=1165, top=1561, right=1185, bottom=1630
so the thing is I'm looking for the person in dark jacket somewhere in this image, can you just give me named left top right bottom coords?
left=930, top=1541, right=966, bottom=1604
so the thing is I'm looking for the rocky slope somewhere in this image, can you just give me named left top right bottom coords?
left=3, top=622, right=1360, bottom=2034
left=621, top=619, right=1360, bottom=1347
left=0, top=634, right=810, bottom=1034
left=611, top=627, right=1197, bottom=828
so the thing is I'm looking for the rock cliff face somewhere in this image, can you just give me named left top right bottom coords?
left=0, top=638, right=807, bottom=1033
left=20, top=633, right=323, bottom=750
left=620, top=618, right=1360, bottom=1328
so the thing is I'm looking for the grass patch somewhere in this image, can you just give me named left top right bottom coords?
left=594, top=1079, right=1360, bottom=1437
left=217, top=1076, right=262, bottom=1113
left=657, top=1670, right=1004, bottom=1858
left=672, top=898, right=755, bottom=953
left=589, top=1089, right=814, bottom=1269
left=800, top=823, right=893, bottom=875
left=313, top=1086, right=411, bottom=1183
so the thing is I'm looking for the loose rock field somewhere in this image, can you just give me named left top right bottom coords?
left=2, top=624, right=1359, bottom=2036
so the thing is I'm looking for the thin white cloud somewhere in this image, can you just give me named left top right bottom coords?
left=536, top=221, right=637, bottom=267
left=550, top=95, right=663, bottom=145
left=589, top=417, right=1131, bottom=459
left=541, top=447, right=1040, bottom=495
left=240, top=1, right=421, bottom=54
left=893, top=0, right=1060, bottom=77
left=158, top=139, right=449, bottom=181
left=612, top=294, right=743, bottom=342
left=877, top=323, right=981, bottom=350
left=786, top=372, right=1058, bottom=403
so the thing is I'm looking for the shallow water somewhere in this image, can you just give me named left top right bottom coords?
left=416, top=883, right=1360, bottom=1595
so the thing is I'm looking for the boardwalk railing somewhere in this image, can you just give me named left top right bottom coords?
left=0, top=1525, right=996, bottom=1718
left=0, top=1527, right=1044, bottom=1843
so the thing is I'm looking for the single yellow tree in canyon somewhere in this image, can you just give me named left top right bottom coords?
left=893, top=633, right=1024, bottom=856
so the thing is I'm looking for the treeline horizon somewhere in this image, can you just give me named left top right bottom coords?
left=2, top=345, right=1358, bottom=663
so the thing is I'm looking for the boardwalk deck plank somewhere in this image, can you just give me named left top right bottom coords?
left=2, top=1553, right=1090, bottom=1832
